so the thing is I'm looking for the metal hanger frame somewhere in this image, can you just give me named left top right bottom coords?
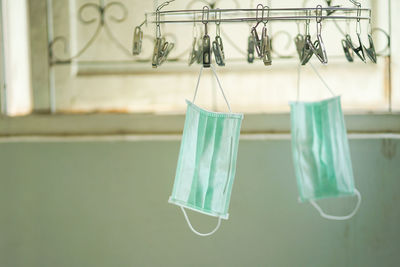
left=145, top=7, right=371, bottom=24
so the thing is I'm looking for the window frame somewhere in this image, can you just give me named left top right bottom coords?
left=0, top=112, right=399, bottom=136
left=0, top=0, right=6, bottom=114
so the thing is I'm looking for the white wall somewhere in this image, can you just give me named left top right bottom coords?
left=0, top=138, right=399, bottom=267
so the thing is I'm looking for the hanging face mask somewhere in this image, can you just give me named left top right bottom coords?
left=169, top=65, right=243, bottom=236
left=290, top=63, right=361, bottom=220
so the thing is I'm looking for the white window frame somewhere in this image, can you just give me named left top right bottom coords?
left=1, top=0, right=32, bottom=116
left=0, top=0, right=6, bottom=114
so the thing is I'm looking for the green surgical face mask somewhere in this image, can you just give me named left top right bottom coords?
left=169, top=65, right=243, bottom=236
left=291, top=63, right=361, bottom=220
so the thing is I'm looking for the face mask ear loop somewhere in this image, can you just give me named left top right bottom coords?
left=192, top=65, right=232, bottom=113
left=192, top=66, right=204, bottom=103
left=309, top=62, right=336, bottom=97
left=309, top=188, right=362, bottom=220
left=180, top=206, right=222, bottom=237
left=296, top=63, right=301, bottom=101
left=210, top=64, right=232, bottom=113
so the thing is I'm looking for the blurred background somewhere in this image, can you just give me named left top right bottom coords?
left=0, top=0, right=399, bottom=266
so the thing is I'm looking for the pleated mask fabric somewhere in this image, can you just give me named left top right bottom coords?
left=291, top=63, right=361, bottom=220
left=169, top=65, right=243, bottom=236
left=290, top=96, right=355, bottom=201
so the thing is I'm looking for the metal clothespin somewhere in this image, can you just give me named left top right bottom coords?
left=363, top=10, right=377, bottom=63
left=325, top=0, right=341, bottom=16
left=152, top=37, right=174, bottom=67
left=300, top=10, right=314, bottom=65
left=261, top=6, right=271, bottom=66
left=212, top=37, right=225, bottom=66
left=159, top=41, right=175, bottom=65
left=295, top=34, right=305, bottom=60
left=364, top=34, right=377, bottom=63
left=251, top=4, right=264, bottom=58
left=188, top=13, right=199, bottom=66
left=152, top=1, right=175, bottom=68
left=294, top=16, right=305, bottom=61
left=132, top=26, right=143, bottom=55
left=196, top=34, right=204, bottom=64
left=212, top=9, right=225, bottom=66
left=346, top=0, right=366, bottom=62
left=341, top=17, right=354, bottom=62
left=202, top=6, right=211, bottom=68
left=152, top=37, right=163, bottom=68
left=305, top=5, right=328, bottom=64
left=342, top=38, right=354, bottom=62
left=345, top=34, right=365, bottom=62
left=247, top=35, right=255, bottom=63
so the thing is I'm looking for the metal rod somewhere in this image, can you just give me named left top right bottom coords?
left=148, top=7, right=371, bottom=15
left=146, top=7, right=370, bottom=24
left=148, top=16, right=370, bottom=24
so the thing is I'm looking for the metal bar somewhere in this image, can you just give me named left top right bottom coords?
left=147, top=7, right=371, bottom=15
left=147, top=16, right=371, bottom=24
left=145, top=7, right=371, bottom=24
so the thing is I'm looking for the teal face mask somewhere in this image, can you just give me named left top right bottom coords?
left=169, top=65, right=243, bottom=236
left=291, top=63, right=361, bottom=220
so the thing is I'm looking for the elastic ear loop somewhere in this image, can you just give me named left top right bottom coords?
left=296, top=62, right=335, bottom=101
left=309, top=189, right=362, bottom=220
left=180, top=207, right=222, bottom=237
left=192, top=65, right=232, bottom=113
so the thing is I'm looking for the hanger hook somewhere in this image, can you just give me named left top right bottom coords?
left=316, top=5, right=323, bottom=24
left=316, top=5, right=323, bottom=36
left=202, top=6, right=209, bottom=25
left=155, top=11, right=161, bottom=37
left=155, top=0, right=175, bottom=35
left=156, top=0, right=175, bottom=12
left=215, top=8, right=221, bottom=36
left=305, top=10, right=310, bottom=35
left=192, top=11, right=198, bottom=38
left=263, top=5, right=270, bottom=25
left=367, top=9, right=372, bottom=34
left=254, top=3, right=264, bottom=28
left=349, top=0, right=361, bottom=8
left=215, top=8, right=221, bottom=25
left=352, top=0, right=362, bottom=34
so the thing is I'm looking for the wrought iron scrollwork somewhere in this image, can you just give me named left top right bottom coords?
left=49, top=0, right=131, bottom=64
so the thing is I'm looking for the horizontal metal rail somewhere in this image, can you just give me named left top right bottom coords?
left=145, top=7, right=371, bottom=24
